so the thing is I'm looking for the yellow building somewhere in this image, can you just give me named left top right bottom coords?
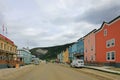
left=0, top=34, right=17, bottom=68
left=63, top=48, right=70, bottom=63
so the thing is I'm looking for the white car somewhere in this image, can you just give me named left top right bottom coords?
left=71, top=59, right=84, bottom=68
left=34, top=58, right=40, bottom=65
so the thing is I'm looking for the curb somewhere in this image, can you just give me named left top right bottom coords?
left=84, top=66, right=120, bottom=75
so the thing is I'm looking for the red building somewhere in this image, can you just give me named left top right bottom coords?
left=95, top=16, right=120, bottom=66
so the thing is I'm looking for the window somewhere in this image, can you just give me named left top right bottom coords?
left=10, top=47, right=12, bottom=51
left=106, top=38, right=115, bottom=48
left=4, top=44, right=6, bottom=50
left=86, top=57, right=87, bottom=61
left=1, top=43, right=3, bottom=49
left=106, top=51, right=115, bottom=61
left=91, top=46, right=93, bottom=51
left=111, top=52, right=115, bottom=60
left=13, top=48, right=14, bottom=52
left=104, top=29, right=107, bottom=36
left=106, top=40, right=111, bottom=48
left=85, top=48, right=87, bottom=53
left=107, top=52, right=110, bottom=60
left=111, top=39, right=115, bottom=47
left=91, top=55, right=93, bottom=61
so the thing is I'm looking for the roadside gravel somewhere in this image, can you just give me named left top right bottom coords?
left=0, top=65, right=34, bottom=80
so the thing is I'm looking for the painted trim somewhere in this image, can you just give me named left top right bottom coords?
left=106, top=51, right=116, bottom=61
left=104, top=29, right=107, bottom=36
left=106, top=38, right=115, bottom=48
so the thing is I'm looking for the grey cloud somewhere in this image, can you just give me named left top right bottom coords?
left=2, top=0, right=120, bottom=48
left=0, top=13, right=5, bottom=35
left=0, top=1, right=6, bottom=25
left=63, top=33, right=77, bottom=39
left=75, top=3, right=120, bottom=24
left=48, top=1, right=120, bottom=26
left=51, top=15, right=76, bottom=25
left=0, top=5, right=4, bottom=25
left=0, top=13, right=4, bottom=24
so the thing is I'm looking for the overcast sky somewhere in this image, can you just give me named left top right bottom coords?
left=0, top=0, right=120, bottom=49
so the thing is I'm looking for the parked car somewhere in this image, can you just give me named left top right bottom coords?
left=71, top=59, right=84, bottom=68
left=33, top=58, right=40, bottom=65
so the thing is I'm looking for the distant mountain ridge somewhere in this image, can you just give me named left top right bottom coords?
left=30, top=43, right=74, bottom=60
left=36, top=49, right=48, bottom=54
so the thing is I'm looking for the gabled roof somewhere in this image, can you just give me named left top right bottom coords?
left=77, top=29, right=96, bottom=41
left=77, top=37, right=84, bottom=41
left=83, top=29, right=97, bottom=38
left=95, top=16, right=120, bottom=33
left=108, top=16, right=120, bottom=24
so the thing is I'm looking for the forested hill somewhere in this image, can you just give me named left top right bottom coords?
left=30, top=43, right=74, bottom=60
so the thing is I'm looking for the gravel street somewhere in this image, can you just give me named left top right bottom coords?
left=0, top=63, right=120, bottom=80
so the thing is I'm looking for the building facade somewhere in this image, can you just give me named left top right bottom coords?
left=0, top=34, right=17, bottom=68
left=76, top=38, right=84, bottom=60
left=68, top=46, right=72, bottom=62
left=84, top=29, right=96, bottom=63
left=71, top=43, right=78, bottom=60
left=63, top=48, right=69, bottom=63
left=17, top=48, right=32, bottom=65
left=68, top=39, right=84, bottom=62
left=57, top=52, right=63, bottom=63
left=95, top=16, right=120, bottom=67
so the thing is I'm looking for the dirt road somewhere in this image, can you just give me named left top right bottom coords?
left=0, top=63, right=120, bottom=80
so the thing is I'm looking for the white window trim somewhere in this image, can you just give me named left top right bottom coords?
left=111, top=38, right=115, bottom=47
left=104, top=29, right=107, bottom=36
left=106, top=40, right=111, bottom=48
left=106, top=38, right=115, bottom=48
left=106, top=52, right=111, bottom=60
left=106, top=51, right=115, bottom=61
left=111, top=51, right=115, bottom=60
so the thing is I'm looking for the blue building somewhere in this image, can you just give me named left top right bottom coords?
left=57, top=52, right=63, bottom=63
left=76, top=38, right=84, bottom=60
left=17, top=48, right=32, bottom=65
left=68, top=46, right=72, bottom=62
left=71, top=43, right=78, bottom=60
left=71, top=43, right=78, bottom=54
left=68, top=42, right=77, bottom=61
left=68, top=38, right=84, bottom=62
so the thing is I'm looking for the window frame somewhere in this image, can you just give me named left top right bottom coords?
left=107, top=52, right=110, bottom=60
left=106, top=38, right=115, bottom=48
left=111, top=39, right=115, bottom=47
left=106, top=51, right=115, bottom=61
left=111, top=51, right=115, bottom=60
left=104, top=29, right=107, bottom=36
left=106, top=40, right=111, bottom=48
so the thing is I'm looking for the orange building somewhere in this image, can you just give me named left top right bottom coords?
left=0, top=34, right=17, bottom=68
left=95, top=16, right=120, bottom=66
left=63, top=48, right=70, bottom=63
